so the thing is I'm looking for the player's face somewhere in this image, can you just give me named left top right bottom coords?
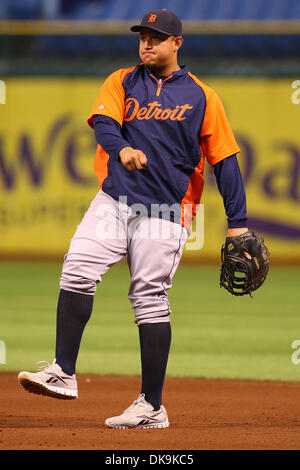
left=139, top=28, right=182, bottom=74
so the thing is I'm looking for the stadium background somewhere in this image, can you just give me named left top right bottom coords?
left=0, top=0, right=300, bottom=383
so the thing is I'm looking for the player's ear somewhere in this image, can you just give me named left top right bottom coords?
left=174, top=36, right=183, bottom=51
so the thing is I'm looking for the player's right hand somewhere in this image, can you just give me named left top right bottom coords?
left=119, top=147, right=148, bottom=171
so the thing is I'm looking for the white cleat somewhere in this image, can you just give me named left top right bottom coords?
left=18, top=359, right=78, bottom=400
left=105, top=393, right=169, bottom=429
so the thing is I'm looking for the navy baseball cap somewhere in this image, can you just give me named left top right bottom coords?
left=131, top=9, right=182, bottom=37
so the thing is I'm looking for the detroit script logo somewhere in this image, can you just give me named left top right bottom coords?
left=124, top=98, right=193, bottom=122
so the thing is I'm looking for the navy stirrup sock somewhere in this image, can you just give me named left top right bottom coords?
left=138, top=322, right=172, bottom=411
left=55, top=290, right=171, bottom=408
left=55, top=289, right=94, bottom=376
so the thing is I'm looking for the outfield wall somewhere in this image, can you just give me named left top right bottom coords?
left=0, top=78, right=299, bottom=263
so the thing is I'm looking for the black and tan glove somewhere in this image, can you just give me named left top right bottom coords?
left=220, top=230, right=270, bottom=296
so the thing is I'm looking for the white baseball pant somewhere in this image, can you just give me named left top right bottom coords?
left=60, top=190, right=188, bottom=325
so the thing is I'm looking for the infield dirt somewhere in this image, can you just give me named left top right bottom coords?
left=1, top=373, right=300, bottom=450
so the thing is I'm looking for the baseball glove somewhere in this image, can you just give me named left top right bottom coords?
left=220, top=230, right=270, bottom=296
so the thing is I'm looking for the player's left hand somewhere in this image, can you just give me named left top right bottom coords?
left=220, top=229, right=270, bottom=296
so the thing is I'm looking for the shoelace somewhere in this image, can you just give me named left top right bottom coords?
left=36, top=360, right=51, bottom=371
left=124, top=394, right=148, bottom=413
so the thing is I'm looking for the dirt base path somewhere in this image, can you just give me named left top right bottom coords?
left=1, top=373, right=300, bottom=450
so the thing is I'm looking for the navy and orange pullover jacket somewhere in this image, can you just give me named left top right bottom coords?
left=87, top=64, right=247, bottom=230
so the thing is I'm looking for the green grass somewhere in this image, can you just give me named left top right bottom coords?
left=1, top=261, right=300, bottom=382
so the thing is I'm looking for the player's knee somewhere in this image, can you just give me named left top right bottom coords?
left=134, top=310, right=170, bottom=326
left=60, top=254, right=99, bottom=295
left=128, top=292, right=171, bottom=325
left=60, top=274, right=97, bottom=295
left=129, top=290, right=169, bottom=311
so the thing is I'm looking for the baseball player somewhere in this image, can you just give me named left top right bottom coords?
left=18, top=9, right=249, bottom=429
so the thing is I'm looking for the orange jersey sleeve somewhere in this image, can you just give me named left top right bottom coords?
left=188, top=73, right=240, bottom=166
left=87, top=66, right=135, bottom=128
left=200, top=85, right=240, bottom=166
